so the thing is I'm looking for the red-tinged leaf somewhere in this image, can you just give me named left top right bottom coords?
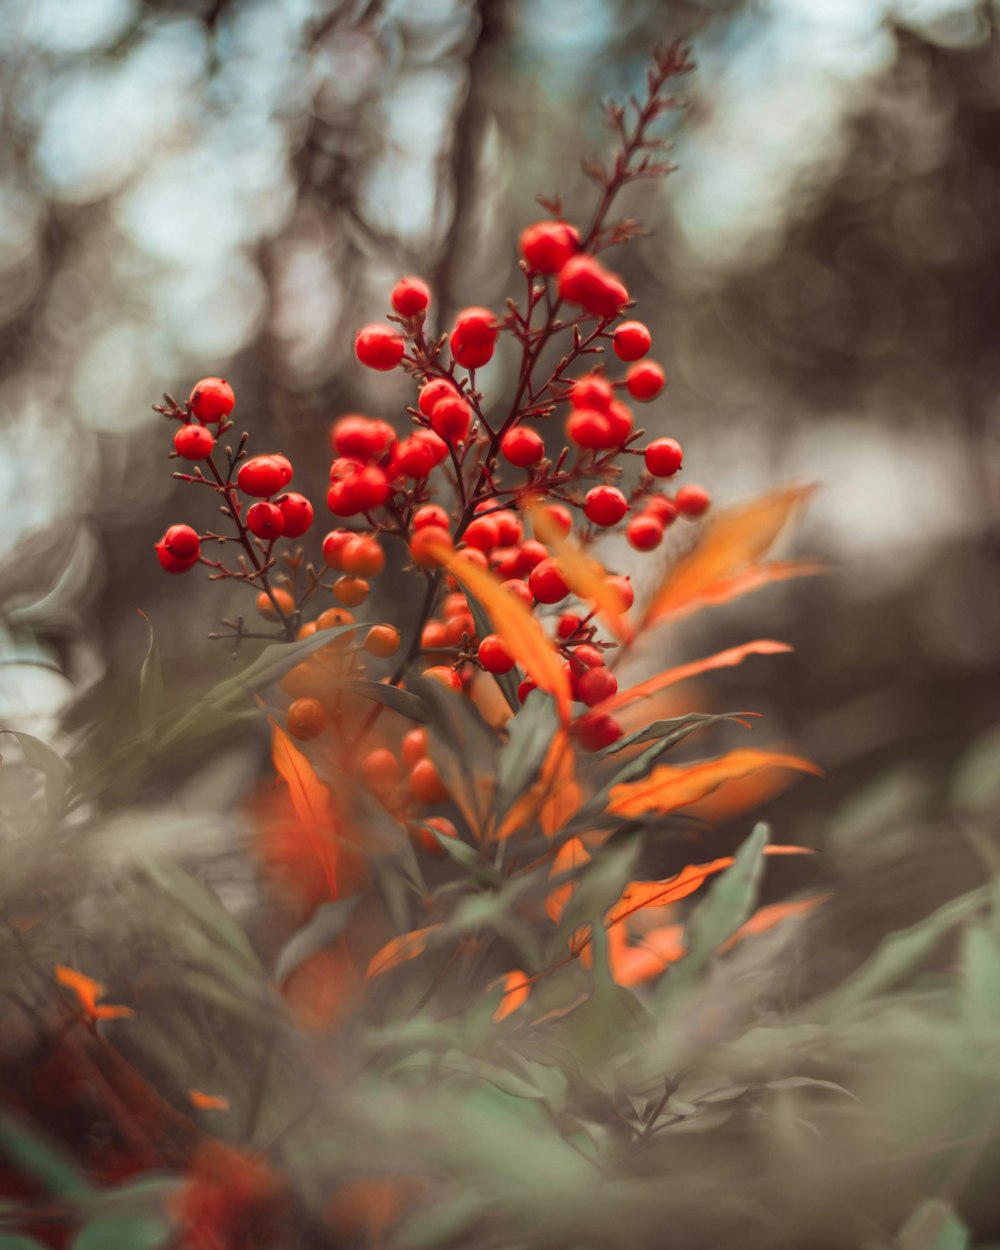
left=607, top=749, right=823, bottom=818
left=55, top=965, right=134, bottom=1022
left=270, top=720, right=339, bottom=900
left=528, top=499, right=632, bottom=643
left=605, top=639, right=793, bottom=714
left=608, top=922, right=687, bottom=986
left=430, top=544, right=571, bottom=719
left=492, top=969, right=532, bottom=1021
left=652, top=560, right=830, bottom=624
left=641, top=483, right=817, bottom=626
left=188, top=1089, right=230, bottom=1111
left=605, top=845, right=813, bottom=928
left=546, top=837, right=591, bottom=923
left=495, top=730, right=580, bottom=841
left=718, top=894, right=831, bottom=952
left=366, top=925, right=443, bottom=979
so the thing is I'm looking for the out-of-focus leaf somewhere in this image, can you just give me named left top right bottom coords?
left=718, top=894, right=831, bottom=952
left=528, top=498, right=632, bottom=642
left=950, top=723, right=1000, bottom=815
left=55, top=966, right=133, bottom=1021
left=271, top=721, right=339, bottom=899
left=641, top=483, right=817, bottom=626
left=604, top=640, right=793, bottom=714
left=417, top=679, right=498, bottom=840
left=492, top=969, right=532, bottom=1021
left=959, top=924, right=1000, bottom=1029
left=497, top=731, right=580, bottom=841
left=0, top=1107, right=95, bottom=1199
left=680, top=822, right=770, bottom=973
left=136, top=610, right=164, bottom=748
left=560, top=842, right=640, bottom=936
left=546, top=837, right=592, bottom=924
left=599, top=711, right=756, bottom=755
left=463, top=584, right=519, bottom=711
left=496, top=690, right=562, bottom=814
left=810, top=885, right=989, bottom=1022
left=0, top=1236, right=50, bottom=1249
left=420, top=825, right=501, bottom=886
left=72, top=1213, right=172, bottom=1250
left=607, top=750, right=822, bottom=817
left=274, top=898, right=361, bottom=984
left=334, top=680, right=426, bottom=721
left=432, top=545, right=571, bottom=719
left=3, top=730, right=72, bottom=813
left=648, top=560, right=829, bottom=623
left=898, top=1198, right=970, bottom=1250
left=367, top=925, right=444, bottom=978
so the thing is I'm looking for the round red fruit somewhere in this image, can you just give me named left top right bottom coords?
left=463, top=515, right=500, bottom=553
left=430, top=394, right=472, bottom=443
left=568, top=374, right=614, bottom=412
left=333, top=415, right=395, bottom=461
left=414, top=504, right=450, bottom=531
left=391, top=276, right=431, bottom=317
left=156, top=542, right=197, bottom=574
left=515, top=539, right=549, bottom=577
left=576, top=667, right=618, bottom=708
left=162, top=524, right=200, bottom=561
left=277, top=492, right=313, bottom=538
left=646, top=496, right=679, bottom=526
left=287, top=697, right=327, bottom=741
left=322, top=529, right=354, bottom=570
left=247, top=501, right=285, bottom=540
left=557, top=613, right=582, bottom=640
left=188, top=377, right=234, bottom=424
left=355, top=324, right=405, bottom=371
left=576, top=711, right=623, bottom=751
left=605, top=400, right=633, bottom=446
left=518, top=679, right=537, bottom=703
left=341, top=534, right=385, bottom=577
left=625, top=361, right=666, bottom=401
left=606, top=575, right=634, bottom=611
left=418, top=378, right=458, bottom=417
left=613, top=321, right=651, bottom=361
left=528, top=558, right=569, bottom=605
left=174, top=424, right=215, bottom=460
left=644, top=437, right=683, bottom=478
left=501, top=426, right=544, bottom=467
left=557, top=255, right=629, bottom=319
left=393, top=437, right=436, bottom=480
left=478, top=634, right=515, bottom=675
left=566, top=408, right=614, bottom=450
left=626, top=513, right=664, bottom=552
left=584, top=486, right=628, bottom=527
left=675, top=484, right=712, bottom=518
left=519, top=220, right=580, bottom=273
left=573, top=644, right=604, bottom=668
left=493, top=510, right=522, bottom=546
left=238, top=455, right=289, bottom=498
left=450, top=307, right=497, bottom=370
left=501, top=578, right=533, bottom=606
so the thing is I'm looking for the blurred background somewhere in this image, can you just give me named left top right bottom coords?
left=1, top=0, right=998, bottom=864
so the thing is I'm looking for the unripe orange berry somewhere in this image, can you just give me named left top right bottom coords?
left=423, top=665, right=462, bottom=691
left=414, top=816, right=459, bottom=856
left=361, top=747, right=401, bottom=791
left=444, top=613, right=475, bottom=646
left=365, top=625, right=401, bottom=657
left=675, top=484, right=712, bottom=518
left=408, top=758, right=449, bottom=805
left=410, top=527, right=452, bottom=569
left=287, top=697, right=327, bottom=740
left=334, top=576, right=369, bottom=607
left=421, top=620, right=448, bottom=649
left=341, top=535, right=385, bottom=577
left=401, top=727, right=428, bottom=768
left=257, top=587, right=295, bottom=619
left=298, top=621, right=318, bottom=639
left=317, top=607, right=356, bottom=631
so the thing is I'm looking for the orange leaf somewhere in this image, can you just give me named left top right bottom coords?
left=607, top=749, right=823, bottom=818
left=188, top=1089, right=230, bottom=1112
left=718, top=894, right=831, bottom=952
left=608, top=922, right=687, bottom=986
left=366, top=925, right=443, bottom=979
left=653, top=560, right=830, bottom=624
left=605, top=639, right=793, bottom=714
left=55, top=965, right=134, bottom=1021
left=430, top=544, right=571, bottom=720
left=527, top=499, right=632, bottom=643
left=642, top=483, right=817, bottom=625
left=495, top=730, right=580, bottom=841
left=492, top=969, right=532, bottom=1021
left=546, top=836, right=591, bottom=923
left=270, top=720, right=339, bottom=900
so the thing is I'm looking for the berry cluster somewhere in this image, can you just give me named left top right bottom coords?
left=153, top=43, right=707, bottom=787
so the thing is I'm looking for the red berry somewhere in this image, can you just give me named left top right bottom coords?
left=528, top=558, right=569, bottom=605
left=557, top=613, right=582, bottom=640
left=355, top=324, right=405, bottom=371
left=573, top=644, right=604, bottom=668
left=645, top=437, right=683, bottom=478
left=277, top=492, right=314, bottom=538
left=393, top=436, right=436, bottom=479
left=413, top=504, right=450, bottom=531
left=501, top=578, right=533, bottom=606
left=577, top=667, right=618, bottom=707
left=272, top=454, right=293, bottom=487
left=478, top=634, right=515, bottom=675
left=444, top=612, right=475, bottom=645
left=188, top=377, right=235, bottom=424
left=491, top=510, right=522, bottom=546
left=156, top=543, right=197, bottom=574
left=517, top=679, right=537, bottom=703
left=625, top=360, right=665, bottom=401
left=238, top=455, right=289, bottom=498
left=646, top=496, right=679, bottom=526
left=501, top=426, right=544, bottom=467
left=491, top=548, right=520, bottom=578
left=675, top=484, right=712, bottom=518
left=568, top=374, right=614, bottom=412
left=515, top=539, right=549, bottom=577
left=391, top=276, right=431, bottom=317
left=566, top=408, right=614, bottom=450
left=463, top=515, right=500, bottom=553
left=519, top=220, right=580, bottom=273
left=430, top=394, right=472, bottom=443
left=162, top=523, right=201, bottom=561
left=328, top=459, right=390, bottom=514
left=322, top=529, right=354, bottom=569
left=341, top=534, right=386, bottom=577
left=542, top=504, right=573, bottom=536
left=333, top=415, right=395, bottom=461
left=409, top=757, right=449, bottom=804
left=557, top=255, right=629, bottom=319
left=410, top=527, right=452, bottom=569
left=576, top=711, right=623, bottom=751
left=246, top=501, right=285, bottom=540
left=450, top=307, right=497, bottom=369
left=606, top=575, right=634, bottom=611
left=461, top=548, right=489, bottom=570
left=173, top=424, right=215, bottom=460
left=613, top=321, right=651, bottom=361
left=626, top=513, right=664, bottom=551
left=413, top=429, right=449, bottom=464
left=418, top=378, right=458, bottom=417
left=584, top=486, right=628, bottom=527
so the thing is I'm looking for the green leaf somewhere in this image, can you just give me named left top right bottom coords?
left=599, top=712, right=751, bottom=757
left=557, top=841, right=640, bottom=938
left=950, top=723, right=1000, bottom=815
left=417, top=679, right=499, bottom=834
left=0, top=1236, right=50, bottom=1249
left=682, top=822, right=770, bottom=973
left=418, top=824, right=502, bottom=886
left=136, top=611, right=164, bottom=749
left=334, top=680, right=426, bottom=721
left=959, top=923, right=1000, bottom=1029
left=2, top=730, right=72, bottom=813
left=274, top=898, right=361, bottom=984
left=810, top=885, right=989, bottom=1023
left=0, top=1108, right=94, bottom=1200
left=72, top=1213, right=172, bottom=1250
left=898, top=1199, right=969, bottom=1250
left=495, top=691, right=561, bottom=815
